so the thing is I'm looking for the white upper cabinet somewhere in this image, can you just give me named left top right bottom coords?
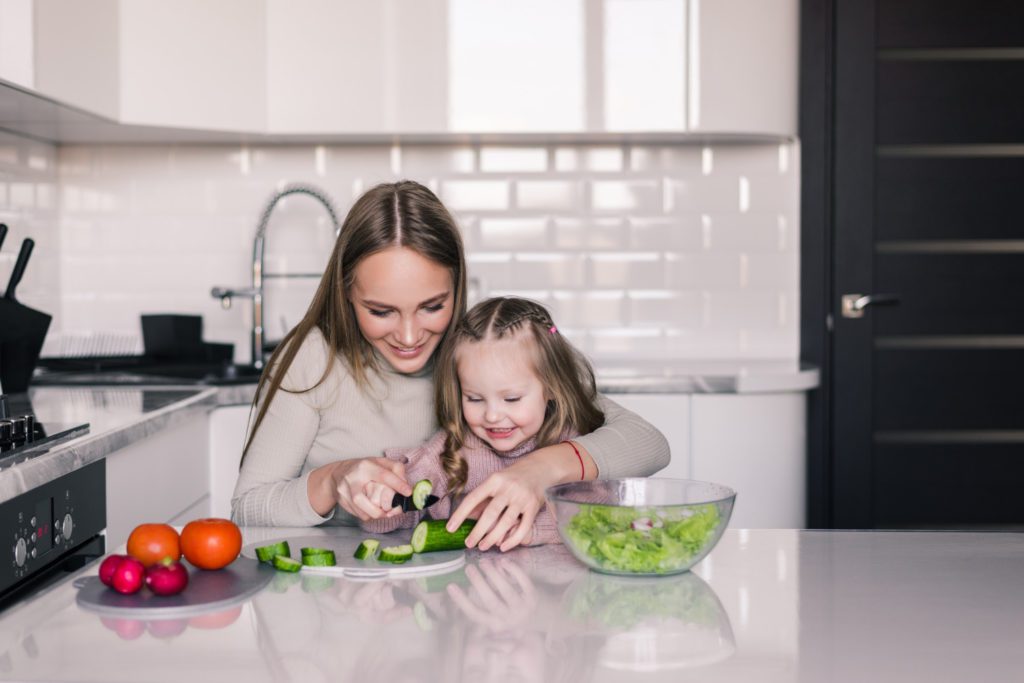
left=14, top=0, right=796, bottom=139
left=119, top=0, right=267, bottom=132
left=33, top=0, right=119, bottom=119
left=0, top=0, right=34, bottom=89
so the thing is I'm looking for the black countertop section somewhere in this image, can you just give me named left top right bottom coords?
left=32, top=356, right=263, bottom=386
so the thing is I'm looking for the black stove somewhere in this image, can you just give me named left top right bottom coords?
left=0, top=396, right=103, bottom=610
left=0, top=414, right=90, bottom=470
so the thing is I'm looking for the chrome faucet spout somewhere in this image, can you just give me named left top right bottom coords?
left=211, top=183, right=341, bottom=369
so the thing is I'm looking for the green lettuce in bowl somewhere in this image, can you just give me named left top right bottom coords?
left=547, top=479, right=735, bottom=576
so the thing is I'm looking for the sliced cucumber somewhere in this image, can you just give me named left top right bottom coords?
left=300, top=547, right=334, bottom=557
left=379, top=544, right=414, bottom=563
left=255, top=541, right=291, bottom=563
left=411, top=479, right=434, bottom=509
left=302, top=550, right=337, bottom=567
left=272, top=555, right=303, bottom=573
left=353, top=539, right=380, bottom=560
left=411, top=519, right=476, bottom=553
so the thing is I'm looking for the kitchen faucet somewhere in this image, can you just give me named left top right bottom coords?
left=211, top=183, right=342, bottom=369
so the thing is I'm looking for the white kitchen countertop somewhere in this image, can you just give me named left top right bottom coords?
left=0, top=527, right=1021, bottom=682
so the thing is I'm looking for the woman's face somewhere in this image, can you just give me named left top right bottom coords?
left=349, top=246, right=455, bottom=374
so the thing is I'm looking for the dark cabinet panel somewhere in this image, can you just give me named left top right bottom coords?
left=874, top=444, right=1024, bottom=526
left=873, top=254, right=1024, bottom=335
left=878, top=60, right=1024, bottom=144
left=877, top=0, right=1024, bottom=48
left=876, top=157, right=1024, bottom=241
left=874, top=349, right=1024, bottom=430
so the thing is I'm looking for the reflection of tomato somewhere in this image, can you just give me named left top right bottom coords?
left=126, top=524, right=181, bottom=567
left=180, top=518, right=242, bottom=570
left=188, top=604, right=243, bottom=630
left=100, top=616, right=145, bottom=640
left=146, top=618, right=188, bottom=639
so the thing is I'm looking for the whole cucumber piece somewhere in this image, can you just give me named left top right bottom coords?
left=411, top=520, right=476, bottom=553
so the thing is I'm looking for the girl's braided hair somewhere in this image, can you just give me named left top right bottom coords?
left=433, top=297, right=605, bottom=498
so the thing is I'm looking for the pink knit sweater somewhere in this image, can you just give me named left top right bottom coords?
left=360, top=429, right=571, bottom=546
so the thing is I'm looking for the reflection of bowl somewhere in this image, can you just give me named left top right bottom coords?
left=557, top=571, right=735, bottom=671
left=546, top=478, right=735, bottom=576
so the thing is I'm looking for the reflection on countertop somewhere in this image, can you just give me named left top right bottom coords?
left=3, top=528, right=1024, bottom=682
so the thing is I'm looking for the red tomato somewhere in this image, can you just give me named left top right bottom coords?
left=180, top=518, right=242, bottom=570
left=126, top=524, right=180, bottom=567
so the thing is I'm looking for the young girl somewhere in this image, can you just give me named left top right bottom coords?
left=362, top=297, right=604, bottom=547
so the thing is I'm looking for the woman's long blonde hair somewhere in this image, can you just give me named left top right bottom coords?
left=433, top=297, right=604, bottom=497
left=242, top=180, right=467, bottom=464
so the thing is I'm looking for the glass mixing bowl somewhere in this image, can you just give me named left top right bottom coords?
left=545, top=478, right=736, bottom=576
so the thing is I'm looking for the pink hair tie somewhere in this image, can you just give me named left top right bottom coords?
left=549, top=325, right=558, bottom=334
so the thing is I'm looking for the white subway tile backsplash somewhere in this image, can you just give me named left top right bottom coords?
left=442, top=179, right=510, bottom=211
left=512, top=253, right=585, bottom=289
left=478, top=217, right=548, bottom=250
left=589, top=253, right=666, bottom=289
left=629, top=216, right=702, bottom=251
left=479, top=147, right=548, bottom=173
left=22, top=138, right=800, bottom=361
left=629, top=146, right=702, bottom=174
left=591, top=179, right=660, bottom=212
left=629, top=291, right=701, bottom=327
left=667, top=253, right=743, bottom=290
left=709, top=144, right=791, bottom=176
left=402, top=146, right=476, bottom=176
left=747, top=253, right=800, bottom=290
left=515, top=180, right=580, bottom=211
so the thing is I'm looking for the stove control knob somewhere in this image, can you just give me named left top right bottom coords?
left=62, top=514, right=73, bottom=540
left=14, top=538, right=26, bottom=567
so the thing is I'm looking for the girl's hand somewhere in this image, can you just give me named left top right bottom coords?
left=446, top=556, right=537, bottom=631
left=446, top=458, right=549, bottom=552
left=329, top=457, right=412, bottom=521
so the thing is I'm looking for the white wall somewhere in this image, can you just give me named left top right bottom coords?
left=49, top=140, right=799, bottom=363
left=0, top=130, right=59, bottom=320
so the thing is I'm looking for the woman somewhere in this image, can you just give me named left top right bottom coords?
left=232, top=180, right=669, bottom=551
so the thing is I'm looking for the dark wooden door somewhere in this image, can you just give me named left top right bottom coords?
left=825, top=0, right=1024, bottom=527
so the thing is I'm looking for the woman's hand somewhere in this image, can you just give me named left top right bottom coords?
left=448, top=442, right=586, bottom=551
left=320, top=457, right=412, bottom=521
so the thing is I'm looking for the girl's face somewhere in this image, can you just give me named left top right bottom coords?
left=456, top=334, right=548, bottom=451
left=349, top=246, right=455, bottom=374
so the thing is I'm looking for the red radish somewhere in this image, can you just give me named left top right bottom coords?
left=145, top=558, right=189, bottom=596
left=110, top=556, right=146, bottom=595
left=98, top=554, right=126, bottom=587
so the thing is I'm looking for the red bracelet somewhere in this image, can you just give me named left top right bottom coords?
left=562, top=440, right=585, bottom=480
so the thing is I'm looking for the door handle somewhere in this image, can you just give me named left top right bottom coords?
left=841, top=293, right=900, bottom=318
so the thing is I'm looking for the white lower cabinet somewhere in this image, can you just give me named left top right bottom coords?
left=208, top=405, right=252, bottom=519
left=608, top=391, right=807, bottom=529
left=105, top=414, right=211, bottom=549
left=605, top=394, right=692, bottom=480
left=691, top=393, right=806, bottom=529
